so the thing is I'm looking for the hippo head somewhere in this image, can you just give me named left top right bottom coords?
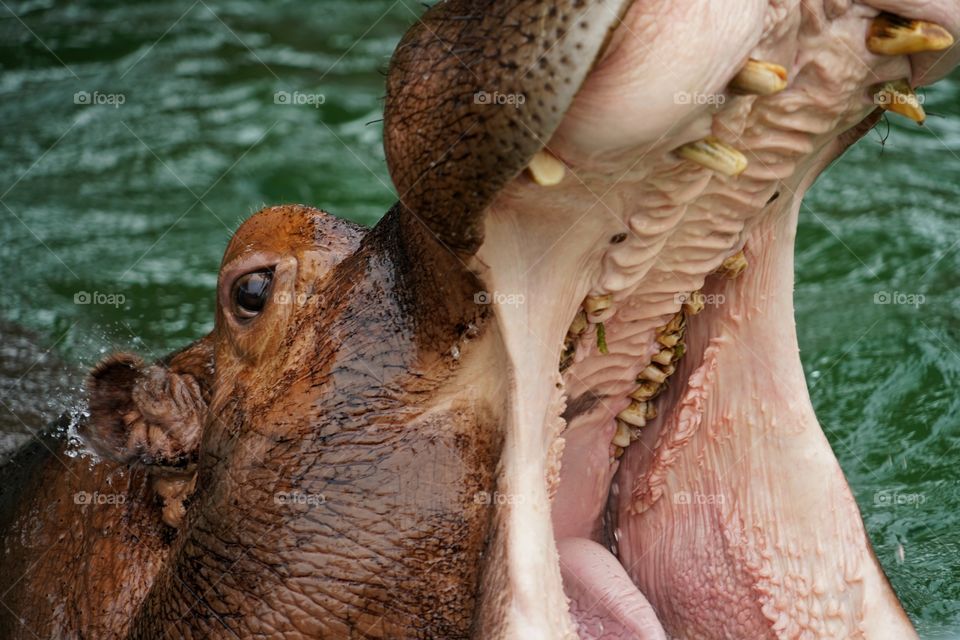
left=82, top=1, right=958, bottom=638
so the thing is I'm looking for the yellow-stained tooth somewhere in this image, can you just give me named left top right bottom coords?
left=867, top=13, right=955, bottom=56
left=584, top=294, right=613, bottom=316
left=612, top=420, right=633, bottom=447
left=730, top=59, right=788, bottom=96
left=718, top=250, right=749, bottom=279
left=876, top=80, right=926, bottom=125
left=677, top=137, right=749, bottom=177
left=527, top=149, right=566, bottom=186
left=617, top=403, right=647, bottom=429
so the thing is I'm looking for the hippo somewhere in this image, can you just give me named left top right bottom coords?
left=1, top=0, right=958, bottom=638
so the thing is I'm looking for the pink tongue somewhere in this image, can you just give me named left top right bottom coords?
left=558, top=538, right=667, bottom=640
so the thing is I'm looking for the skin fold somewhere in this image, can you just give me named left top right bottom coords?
left=1, top=1, right=958, bottom=638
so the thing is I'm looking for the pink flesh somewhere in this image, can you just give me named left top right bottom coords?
left=468, top=0, right=960, bottom=636
left=558, top=538, right=666, bottom=640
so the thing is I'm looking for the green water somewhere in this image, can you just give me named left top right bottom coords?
left=0, top=1, right=958, bottom=635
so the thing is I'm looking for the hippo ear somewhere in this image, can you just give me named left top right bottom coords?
left=84, top=337, right=213, bottom=469
left=384, top=0, right=632, bottom=254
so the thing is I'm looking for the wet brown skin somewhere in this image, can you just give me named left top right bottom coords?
left=0, top=205, right=508, bottom=638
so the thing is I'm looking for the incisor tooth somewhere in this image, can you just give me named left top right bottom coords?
left=612, top=420, right=633, bottom=447
left=730, top=59, right=788, bottom=96
left=584, top=294, right=613, bottom=316
left=677, top=137, right=748, bottom=177
left=867, top=13, right=955, bottom=56
left=527, top=150, right=566, bottom=186
left=875, top=80, right=926, bottom=125
left=617, top=403, right=647, bottom=428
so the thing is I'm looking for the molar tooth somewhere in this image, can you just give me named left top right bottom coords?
left=867, top=13, right=955, bottom=56
left=718, top=250, right=749, bottom=279
left=617, top=403, right=647, bottom=428
left=730, top=59, right=788, bottom=96
left=527, top=149, right=566, bottom=186
left=568, top=310, right=588, bottom=336
left=612, top=420, right=633, bottom=447
left=676, top=136, right=749, bottom=177
left=683, top=292, right=705, bottom=316
left=645, top=403, right=658, bottom=420
left=629, top=381, right=662, bottom=402
left=875, top=80, right=926, bottom=125
left=638, top=365, right=669, bottom=384
left=652, top=349, right=674, bottom=366
left=583, top=294, right=613, bottom=317
left=657, top=333, right=681, bottom=348
left=663, top=313, right=685, bottom=334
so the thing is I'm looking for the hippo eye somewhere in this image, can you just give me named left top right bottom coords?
left=232, top=269, right=274, bottom=319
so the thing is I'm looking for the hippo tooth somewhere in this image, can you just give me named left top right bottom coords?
left=677, top=137, right=749, bottom=177
left=568, top=310, right=588, bottom=336
left=683, top=292, right=705, bottom=316
left=867, top=13, right=955, bottom=56
left=612, top=420, right=633, bottom=447
left=730, top=59, right=788, bottom=96
left=875, top=80, right=926, bottom=125
left=527, top=149, right=566, bottom=186
left=583, top=294, right=613, bottom=316
left=651, top=349, right=673, bottom=366
left=657, top=332, right=681, bottom=348
left=617, top=403, right=647, bottom=429
left=718, top=250, right=749, bottom=279
left=629, top=381, right=662, bottom=402
left=663, top=313, right=686, bottom=334
left=638, top=365, right=669, bottom=384
left=645, top=402, right=658, bottom=420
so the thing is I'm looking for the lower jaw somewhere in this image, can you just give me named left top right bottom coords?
left=472, top=179, right=916, bottom=639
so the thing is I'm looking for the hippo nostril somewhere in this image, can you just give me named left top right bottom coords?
left=232, top=269, right=274, bottom=320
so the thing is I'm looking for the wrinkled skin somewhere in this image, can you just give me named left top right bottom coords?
left=1, top=1, right=959, bottom=638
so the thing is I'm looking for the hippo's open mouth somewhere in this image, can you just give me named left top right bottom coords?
left=386, top=0, right=958, bottom=637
